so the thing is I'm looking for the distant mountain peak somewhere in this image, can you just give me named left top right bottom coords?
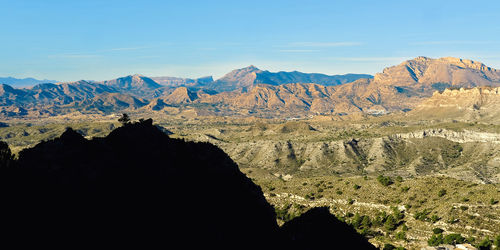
left=376, top=56, right=500, bottom=86
left=208, top=66, right=371, bottom=92
left=0, top=76, right=58, bottom=88
left=245, top=65, right=259, bottom=70
left=102, top=74, right=161, bottom=91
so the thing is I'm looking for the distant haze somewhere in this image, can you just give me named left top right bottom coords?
left=0, top=77, right=57, bottom=88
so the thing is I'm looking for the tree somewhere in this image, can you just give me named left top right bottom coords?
left=118, top=113, right=131, bottom=125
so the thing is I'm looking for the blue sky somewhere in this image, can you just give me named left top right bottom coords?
left=1, top=0, right=500, bottom=81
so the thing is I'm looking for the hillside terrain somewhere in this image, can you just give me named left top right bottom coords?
left=1, top=115, right=498, bottom=249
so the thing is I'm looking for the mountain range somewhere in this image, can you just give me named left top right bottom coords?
left=0, top=77, right=57, bottom=88
left=2, top=56, right=500, bottom=118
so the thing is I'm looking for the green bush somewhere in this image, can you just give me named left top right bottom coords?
left=414, top=209, right=431, bottom=221
left=478, top=237, right=492, bottom=250
left=430, top=215, right=440, bottom=223
left=391, top=207, right=404, bottom=220
left=377, top=175, right=394, bottom=186
left=495, top=235, right=500, bottom=248
left=395, top=231, right=406, bottom=241
left=384, top=215, right=398, bottom=231
left=432, top=228, right=444, bottom=234
left=428, top=233, right=444, bottom=246
left=443, top=233, right=465, bottom=245
left=438, top=189, right=446, bottom=197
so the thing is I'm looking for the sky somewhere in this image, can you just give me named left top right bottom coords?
left=1, top=0, right=500, bottom=81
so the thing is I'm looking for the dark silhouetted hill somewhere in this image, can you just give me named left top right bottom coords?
left=280, top=207, right=377, bottom=249
left=0, top=120, right=375, bottom=248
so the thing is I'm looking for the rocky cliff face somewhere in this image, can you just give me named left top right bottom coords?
left=373, top=56, right=500, bottom=87
left=331, top=57, right=500, bottom=113
left=411, top=87, right=500, bottom=122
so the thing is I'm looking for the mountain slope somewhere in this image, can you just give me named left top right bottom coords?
left=101, top=74, right=163, bottom=97
left=149, top=76, right=213, bottom=87
left=2, top=57, right=500, bottom=118
left=207, top=65, right=372, bottom=92
left=411, top=86, right=500, bottom=122
left=331, top=56, right=500, bottom=113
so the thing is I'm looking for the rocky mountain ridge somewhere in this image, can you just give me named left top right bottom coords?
left=410, top=86, right=500, bottom=122
left=2, top=57, right=500, bottom=118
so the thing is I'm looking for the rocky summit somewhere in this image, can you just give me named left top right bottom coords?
left=1, top=57, right=500, bottom=119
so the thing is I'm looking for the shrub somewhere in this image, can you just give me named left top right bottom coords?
left=382, top=244, right=405, bottom=250
left=377, top=175, right=394, bottom=186
left=428, top=234, right=444, bottom=246
left=432, top=228, right=444, bottom=234
left=401, top=186, right=410, bottom=192
left=478, top=237, right=492, bottom=250
left=438, top=189, right=446, bottom=197
left=494, top=235, right=500, bottom=248
left=443, top=233, right=465, bottom=245
left=414, top=209, right=431, bottom=221
left=490, top=198, right=499, bottom=205
left=384, top=215, right=398, bottom=231
left=383, top=243, right=396, bottom=250
left=395, top=231, right=406, bottom=241
left=430, top=215, right=440, bottom=223
left=353, top=184, right=361, bottom=190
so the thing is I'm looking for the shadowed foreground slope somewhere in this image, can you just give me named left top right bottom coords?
left=0, top=119, right=375, bottom=249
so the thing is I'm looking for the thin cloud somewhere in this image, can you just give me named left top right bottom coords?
left=278, top=49, right=320, bottom=53
left=48, top=54, right=102, bottom=59
left=109, top=46, right=150, bottom=51
left=287, top=42, right=362, bottom=47
left=197, top=47, right=217, bottom=51
left=409, top=41, right=495, bottom=46
left=330, top=57, right=409, bottom=62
